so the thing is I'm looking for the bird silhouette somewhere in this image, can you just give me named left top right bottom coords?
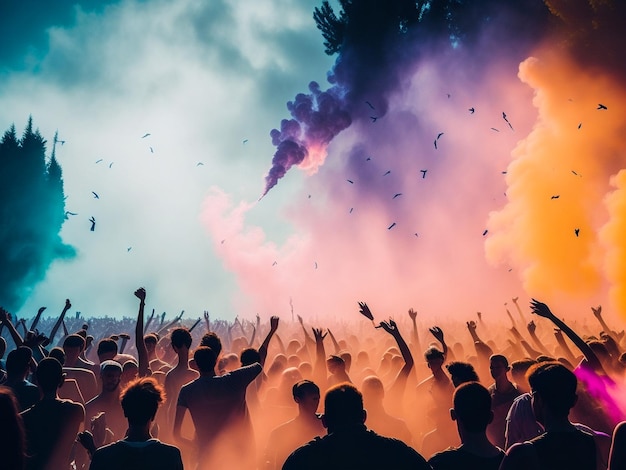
left=482, top=229, right=488, bottom=236
left=272, top=261, right=278, bottom=266
left=109, top=162, right=114, bottom=168
left=347, top=179, right=354, bottom=184
left=469, top=107, right=475, bottom=114
left=575, top=228, right=580, bottom=236
left=434, top=140, right=438, bottom=149
left=491, top=128, right=500, bottom=132
left=383, top=170, right=391, bottom=176
left=149, top=147, right=154, bottom=153
left=420, top=170, right=427, bottom=178
left=437, top=132, right=444, bottom=140
left=127, top=247, right=132, bottom=252
left=597, top=104, right=608, bottom=110
left=370, top=116, right=378, bottom=123
left=64, top=211, right=78, bottom=219
left=365, top=157, right=371, bottom=161
left=349, top=207, right=353, bottom=213
left=89, top=217, right=96, bottom=231
left=95, top=159, right=103, bottom=164
left=365, top=101, right=375, bottom=110
left=92, top=191, right=99, bottom=199
left=392, top=193, right=402, bottom=199
left=551, top=195, right=560, bottom=199
left=141, top=133, right=151, bottom=138
left=196, top=162, right=204, bottom=166
left=243, top=139, right=249, bottom=144
left=388, top=222, right=396, bottom=230
left=578, top=123, right=582, bottom=129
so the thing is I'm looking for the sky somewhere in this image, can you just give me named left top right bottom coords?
left=1, top=0, right=625, bottom=326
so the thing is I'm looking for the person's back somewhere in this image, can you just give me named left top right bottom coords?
left=89, top=377, right=183, bottom=470
left=428, top=382, right=504, bottom=470
left=21, top=358, right=85, bottom=470
left=5, top=347, right=40, bottom=412
left=282, top=383, right=430, bottom=470
left=500, top=362, right=597, bottom=470
left=89, top=437, right=181, bottom=470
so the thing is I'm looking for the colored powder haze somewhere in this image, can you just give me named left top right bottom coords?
left=1, top=0, right=626, bottom=325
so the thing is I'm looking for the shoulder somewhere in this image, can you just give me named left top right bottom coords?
left=367, top=431, right=430, bottom=466
left=500, top=441, right=537, bottom=470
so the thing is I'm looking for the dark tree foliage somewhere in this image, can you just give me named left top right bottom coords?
left=314, top=0, right=553, bottom=55
left=0, top=118, right=74, bottom=311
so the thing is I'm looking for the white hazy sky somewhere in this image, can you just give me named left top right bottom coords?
left=0, top=0, right=335, bottom=320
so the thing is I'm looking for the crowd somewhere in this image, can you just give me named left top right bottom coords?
left=1, top=288, right=626, bottom=469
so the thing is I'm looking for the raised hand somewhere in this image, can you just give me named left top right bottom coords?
left=591, top=305, right=602, bottom=319
left=358, top=302, right=374, bottom=321
left=134, top=287, right=146, bottom=302
left=466, top=320, right=477, bottom=332
left=408, top=308, right=417, bottom=321
left=429, top=326, right=444, bottom=343
left=512, top=297, right=519, bottom=304
left=65, top=299, right=72, bottom=310
left=379, top=318, right=398, bottom=334
left=204, top=310, right=210, bottom=322
left=312, top=327, right=327, bottom=342
left=477, top=311, right=483, bottom=321
left=270, top=315, right=279, bottom=332
left=119, top=333, right=131, bottom=340
left=527, top=320, right=536, bottom=335
left=530, top=299, right=554, bottom=319
left=38, top=306, right=47, bottom=315
left=297, top=314, right=304, bottom=325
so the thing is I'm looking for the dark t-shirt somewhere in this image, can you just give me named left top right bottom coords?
left=530, top=429, right=596, bottom=470
left=429, top=446, right=505, bottom=470
left=89, top=439, right=183, bottom=470
left=282, top=426, right=431, bottom=470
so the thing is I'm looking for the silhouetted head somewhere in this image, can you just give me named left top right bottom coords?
left=48, top=347, right=66, bottom=366
left=293, top=380, right=320, bottom=414
left=528, top=362, right=577, bottom=424
left=361, top=375, right=385, bottom=404
left=327, top=355, right=345, bottom=374
left=446, top=361, right=479, bottom=387
left=339, top=351, right=352, bottom=372
left=200, top=332, right=222, bottom=356
left=144, top=333, right=158, bottom=353
left=97, top=339, right=118, bottom=362
left=240, top=348, right=261, bottom=366
left=322, top=383, right=366, bottom=432
left=424, top=346, right=445, bottom=371
left=451, top=382, right=493, bottom=433
left=194, top=346, right=217, bottom=374
left=170, top=328, right=192, bottom=351
left=489, top=354, right=510, bottom=380
left=36, top=357, right=64, bottom=394
left=6, top=346, right=32, bottom=379
left=511, top=358, right=536, bottom=393
left=0, top=336, right=7, bottom=359
left=100, top=360, right=122, bottom=393
left=121, top=377, right=165, bottom=427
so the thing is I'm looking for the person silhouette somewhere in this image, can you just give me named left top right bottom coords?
left=282, top=383, right=431, bottom=470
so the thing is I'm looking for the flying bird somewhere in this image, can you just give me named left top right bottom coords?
left=575, top=228, right=580, bottom=237
left=383, top=170, right=391, bottom=176
left=196, top=162, right=204, bottom=166
left=141, top=133, right=151, bottom=138
left=491, top=128, right=500, bottom=132
left=365, top=101, right=375, bottom=110
left=370, top=116, right=378, bottom=123
left=502, top=112, right=514, bottom=130
left=92, top=191, right=99, bottom=199
left=347, top=179, right=354, bottom=184
left=109, top=162, right=114, bottom=168
left=64, top=211, right=78, bottom=219
left=388, top=222, right=396, bottom=230
left=149, top=147, right=154, bottom=153
left=365, top=157, right=371, bottom=161
left=469, top=107, right=475, bottom=114
left=578, top=123, right=582, bottom=129
left=501, top=171, right=507, bottom=174
left=272, top=261, right=278, bottom=266
left=572, top=170, right=581, bottom=176
left=243, top=139, right=249, bottom=144
left=414, top=233, right=419, bottom=237
left=95, top=159, right=103, bottom=164
left=127, top=247, right=132, bottom=252
left=551, top=195, right=560, bottom=199
left=89, top=217, right=96, bottom=232
left=597, top=104, right=608, bottom=110
left=314, top=262, right=318, bottom=269
left=420, top=169, right=427, bottom=178
left=482, top=229, right=488, bottom=236
left=437, top=132, right=444, bottom=140
left=392, top=193, right=402, bottom=199
left=349, top=207, right=354, bottom=213
left=434, top=140, right=438, bottom=149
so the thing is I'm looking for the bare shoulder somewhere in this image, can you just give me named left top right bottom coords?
left=500, top=442, right=538, bottom=470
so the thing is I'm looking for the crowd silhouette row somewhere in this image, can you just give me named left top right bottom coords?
left=1, top=289, right=626, bottom=469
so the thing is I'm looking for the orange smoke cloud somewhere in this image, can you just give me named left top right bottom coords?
left=486, top=48, right=626, bottom=316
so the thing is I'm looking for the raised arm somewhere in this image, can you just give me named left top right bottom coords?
left=312, top=327, right=328, bottom=390
left=143, top=308, right=155, bottom=334
left=379, top=318, right=414, bottom=397
left=591, top=305, right=618, bottom=342
left=258, top=316, right=279, bottom=366
left=134, top=288, right=150, bottom=377
left=509, top=326, right=542, bottom=359
left=407, top=308, right=422, bottom=354
left=0, top=308, right=24, bottom=347
left=298, top=315, right=316, bottom=349
left=429, top=326, right=448, bottom=361
left=326, top=328, right=341, bottom=354
left=29, top=306, right=46, bottom=331
left=531, top=299, right=605, bottom=373
left=203, top=310, right=211, bottom=333
left=526, top=320, right=550, bottom=355
left=48, top=298, right=71, bottom=345
left=553, top=328, right=577, bottom=364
